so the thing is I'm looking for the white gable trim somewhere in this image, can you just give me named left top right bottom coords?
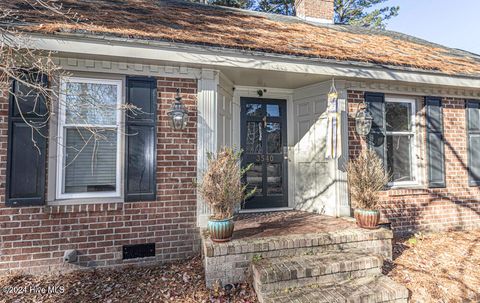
left=54, top=57, right=201, bottom=79
left=347, top=81, right=480, bottom=99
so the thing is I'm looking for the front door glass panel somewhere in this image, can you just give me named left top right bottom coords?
left=266, top=122, right=281, bottom=153
left=246, top=163, right=263, bottom=196
left=266, top=163, right=282, bottom=195
left=266, top=104, right=281, bottom=117
left=246, top=122, right=263, bottom=154
left=246, top=103, right=263, bottom=117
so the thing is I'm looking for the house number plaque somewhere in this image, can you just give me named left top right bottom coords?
left=256, top=154, right=274, bottom=162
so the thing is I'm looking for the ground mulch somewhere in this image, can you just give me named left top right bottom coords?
left=2, top=230, right=479, bottom=303
left=0, top=255, right=257, bottom=303
left=385, top=230, right=480, bottom=303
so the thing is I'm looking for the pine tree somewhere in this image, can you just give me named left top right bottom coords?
left=256, top=0, right=294, bottom=15
left=334, top=0, right=399, bottom=29
left=207, top=0, right=399, bottom=29
left=208, top=0, right=255, bottom=9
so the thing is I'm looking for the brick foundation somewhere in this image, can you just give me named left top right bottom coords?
left=348, top=90, right=480, bottom=234
left=0, top=77, right=199, bottom=274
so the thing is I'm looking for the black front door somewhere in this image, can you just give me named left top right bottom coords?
left=241, top=98, right=288, bottom=209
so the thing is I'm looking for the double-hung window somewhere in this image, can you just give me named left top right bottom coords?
left=385, top=97, right=417, bottom=186
left=56, top=77, right=123, bottom=199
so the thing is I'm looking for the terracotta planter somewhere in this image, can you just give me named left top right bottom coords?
left=354, top=209, right=380, bottom=229
left=208, top=217, right=234, bottom=242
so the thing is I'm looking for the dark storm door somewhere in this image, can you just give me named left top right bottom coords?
left=241, top=98, right=288, bottom=209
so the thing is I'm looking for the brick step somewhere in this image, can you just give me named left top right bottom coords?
left=259, top=276, right=409, bottom=303
left=202, top=227, right=393, bottom=287
left=204, top=228, right=393, bottom=260
left=252, top=250, right=383, bottom=294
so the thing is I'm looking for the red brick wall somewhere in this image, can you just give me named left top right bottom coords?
left=0, top=77, right=199, bottom=274
left=295, top=0, right=334, bottom=22
left=348, top=90, right=480, bottom=234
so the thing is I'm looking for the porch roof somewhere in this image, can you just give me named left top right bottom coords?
left=3, top=0, right=480, bottom=78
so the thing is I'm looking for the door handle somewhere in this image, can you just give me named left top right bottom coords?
left=283, top=146, right=288, bottom=160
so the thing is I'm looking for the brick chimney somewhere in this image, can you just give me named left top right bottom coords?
left=295, top=0, right=334, bottom=24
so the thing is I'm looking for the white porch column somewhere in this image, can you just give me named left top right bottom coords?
left=335, top=87, right=351, bottom=217
left=196, top=69, right=219, bottom=227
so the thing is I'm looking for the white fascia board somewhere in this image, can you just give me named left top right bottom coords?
left=24, top=34, right=480, bottom=89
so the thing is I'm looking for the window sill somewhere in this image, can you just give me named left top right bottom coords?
left=48, top=197, right=124, bottom=206
left=386, top=182, right=425, bottom=190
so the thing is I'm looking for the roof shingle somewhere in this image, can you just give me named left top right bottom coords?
left=3, top=0, right=480, bottom=77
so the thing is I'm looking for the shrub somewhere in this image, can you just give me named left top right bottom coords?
left=346, top=149, right=389, bottom=210
left=197, top=147, right=254, bottom=219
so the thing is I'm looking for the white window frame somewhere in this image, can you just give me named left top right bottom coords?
left=385, top=97, right=418, bottom=187
left=56, top=77, right=123, bottom=200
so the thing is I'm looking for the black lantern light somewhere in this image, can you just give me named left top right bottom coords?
left=168, top=88, right=188, bottom=130
left=355, top=105, right=373, bottom=137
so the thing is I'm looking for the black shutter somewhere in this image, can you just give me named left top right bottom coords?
left=125, top=77, right=157, bottom=201
left=6, top=75, right=48, bottom=207
left=466, top=100, right=480, bottom=186
left=365, top=92, right=386, bottom=161
left=426, top=97, right=446, bottom=188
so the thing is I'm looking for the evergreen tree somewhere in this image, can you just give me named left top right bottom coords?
left=334, top=0, right=399, bottom=29
left=208, top=0, right=399, bottom=29
left=256, top=0, right=294, bottom=15
left=208, top=0, right=255, bottom=9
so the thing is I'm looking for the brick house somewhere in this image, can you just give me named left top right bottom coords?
left=1, top=0, right=480, bottom=276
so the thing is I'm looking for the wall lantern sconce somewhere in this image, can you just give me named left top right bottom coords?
left=168, top=88, right=188, bottom=130
left=355, top=105, right=373, bottom=137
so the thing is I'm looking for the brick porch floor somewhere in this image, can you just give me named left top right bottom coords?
left=232, top=211, right=358, bottom=240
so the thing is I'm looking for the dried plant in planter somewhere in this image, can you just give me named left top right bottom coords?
left=197, top=147, right=255, bottom=220
left=346, top=149, right=389, bottom=210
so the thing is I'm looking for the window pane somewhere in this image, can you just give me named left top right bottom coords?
left=387, top=135, right=413, bottom=182
left=266, top=104, right=280, bottom=117
left=245, top=103, right=263, bottom=117
left=267, top=163, right=282, bottom=194
left=64, top=128, right=117, bottom=193
left=246, top=163, right=262, bottom=195
left=266, top=122, right=281, bottom=153
left=246, top=122, right=262, bottom=153
left=386, top=102, right=411, bottom=131
left=65, top=82, right=118, bottom=125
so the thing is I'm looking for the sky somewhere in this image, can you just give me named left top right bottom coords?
left=385, top=0, right=480, bottom=55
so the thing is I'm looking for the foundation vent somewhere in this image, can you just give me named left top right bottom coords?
left=122, top=243, right=156, bottom=259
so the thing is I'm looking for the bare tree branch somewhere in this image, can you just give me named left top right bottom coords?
left=0, top=0, right=142, bottom=176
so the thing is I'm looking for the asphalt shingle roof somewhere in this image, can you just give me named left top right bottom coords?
left=3, top=0, right=480, bottom=77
